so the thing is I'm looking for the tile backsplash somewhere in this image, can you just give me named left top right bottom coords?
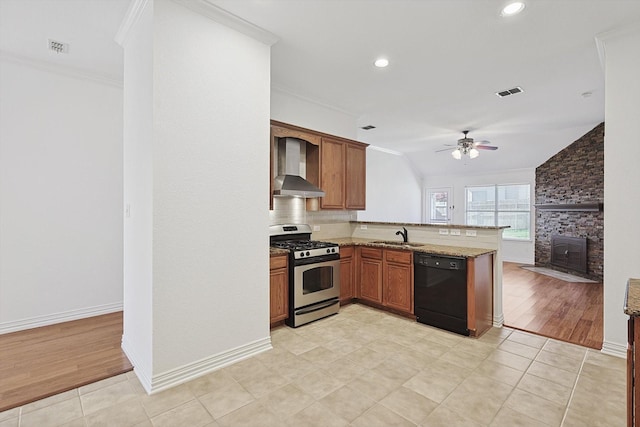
left=269, top=197, right=357, bottom=226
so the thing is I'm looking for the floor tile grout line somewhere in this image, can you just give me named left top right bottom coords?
left=559, top=349, right=589, bottom=427
left=4, top=306, right=620, bottom=426
left=485, top=336, right=552, bottom=426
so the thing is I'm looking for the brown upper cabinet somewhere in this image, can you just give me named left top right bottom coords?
left=345, top=143, right=366, bottom=210
left=320, top=137, right=367, bottom=210
left=270, top=120, right=367, bottom=211
left=319, top=137, right=345, bottom=209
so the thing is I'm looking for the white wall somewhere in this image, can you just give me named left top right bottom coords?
left=120, top=0, right=154, bottom=386
left=271, top=87, right=357, bottom=139
left=600, top=25, right=640, bottom=356
left=358, top=148, right=422, bottom=223
left=424, top=168, right=536, bottom=264
left=120, top=0, right=272, bottom=392
left=0, top=57, right=123, bottom=333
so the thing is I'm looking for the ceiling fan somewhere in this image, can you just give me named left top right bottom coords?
left=437, top=130, right=498, bottom=159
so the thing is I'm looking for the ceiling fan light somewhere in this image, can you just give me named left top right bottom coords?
left=374, top=58, right=389, bottom=68
left=469, top=148, right=480, bottom=159
left=501, top=2, right=525, bottom=16
left=452, top=149, right=462, bottom=160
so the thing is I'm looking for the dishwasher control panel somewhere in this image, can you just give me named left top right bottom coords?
left=414, top=254, right=466, bottom=270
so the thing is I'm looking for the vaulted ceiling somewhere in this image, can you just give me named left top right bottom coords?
left=3, top=0, right=640, bottom=177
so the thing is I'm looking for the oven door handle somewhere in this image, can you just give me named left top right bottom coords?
left=296, top=299, right=339, bottom=315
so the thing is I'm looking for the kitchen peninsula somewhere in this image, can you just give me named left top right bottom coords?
left=270, top=220, right=507, bottom=336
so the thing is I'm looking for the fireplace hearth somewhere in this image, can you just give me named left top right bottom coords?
left=550, top=235, right=587, bottom=274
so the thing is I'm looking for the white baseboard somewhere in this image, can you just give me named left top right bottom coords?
left=493, top=313, right=505, bottom=328
left=502, top=257, right=534, bottom=265
left=144, top=336, right=273, bottom=394
left=121, top=334, right=153, bottom=393
left=601, top=340, right=626, bottom=359
left=0, top=302, right=123, bottom=335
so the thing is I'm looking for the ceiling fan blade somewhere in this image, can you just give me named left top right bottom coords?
left=476, top=145, right=498, bottom=151
left=435, top=147, right=455, bottom=153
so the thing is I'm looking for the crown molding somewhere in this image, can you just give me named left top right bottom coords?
left=594, top=20, right=640, bottom=71
left=114, top=0, right=150, bottom=47
left=172, top=0, right=278, bottom=46
left=367, top=145, right=403, bottom=156
left=0, top=50, right=123, bottom=88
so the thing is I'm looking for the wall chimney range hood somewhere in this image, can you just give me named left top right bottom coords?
left=273, top=138, right=325, bottom=198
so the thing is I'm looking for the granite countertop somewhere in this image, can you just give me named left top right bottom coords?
left=351, top=220, right=510, bottom=231
left=270, top=247, right=289, bottom=257
left=320, top=237, right=495, bottom=258
left=624, top=278, right=640, bottom=316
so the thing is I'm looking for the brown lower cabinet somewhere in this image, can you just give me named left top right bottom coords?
left=358, top=247, right=384, bottom=304
left=339, top=246, right=355, bottom=303
left=269, top=255, right=288, bottom=326
left=467, top=253, right=494, bottom=337
left=357, top=247, right=413, bottom=315
left=383, top=250, right=413, bottom=314
left=628, top=316, right=640, bottom=427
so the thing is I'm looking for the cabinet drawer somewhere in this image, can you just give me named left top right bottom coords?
left=385, top=250, right=412, bottom=265
left=340, top=246, right=354, bottom=259
left=270, top=255, right=288, bottom=270
left=360, top=247, right=383, bottom=260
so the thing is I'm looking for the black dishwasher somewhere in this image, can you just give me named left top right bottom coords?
left=414, top=253, right=469, bottom=336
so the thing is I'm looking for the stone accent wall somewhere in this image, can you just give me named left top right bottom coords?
left=535, top=122, right=604, bottom=280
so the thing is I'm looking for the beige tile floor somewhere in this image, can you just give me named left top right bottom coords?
left=0, top=304, right=626, bottom=426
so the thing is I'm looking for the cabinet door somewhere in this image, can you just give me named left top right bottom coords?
left=269, top=268, right=288, bottom=324
left=384, top=262, right=413, bottom=314
left=359, top=258, right=383, bottom=304
left=345, top=143, right=366, bottom=210
left=320, top=138, right=346, bottom=209
left=339, top=246, right=355, bottom=303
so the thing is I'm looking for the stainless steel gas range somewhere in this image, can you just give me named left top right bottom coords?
left=269, top=224, right=340, bottom=327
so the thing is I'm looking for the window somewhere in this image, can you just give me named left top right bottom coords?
left=426, top=188, right=451, bottom=223
left=465, top=184, right=531, bottom=240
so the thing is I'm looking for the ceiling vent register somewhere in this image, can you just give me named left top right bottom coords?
left=48, top=39, right=69, bottom=54
left=496, top=87, right=523, bottom=97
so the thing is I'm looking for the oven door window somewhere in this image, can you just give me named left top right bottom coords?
left=302, top=265, right=334, bottom=294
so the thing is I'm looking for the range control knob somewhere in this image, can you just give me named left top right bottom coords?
left=299, top=252, right=304, bottom=257
left=332, top=248, right=336, bottom=253
left=306, top=251, right=310, bottom=256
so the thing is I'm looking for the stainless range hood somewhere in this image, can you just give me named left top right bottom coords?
left=273, top=138, right=325, bottom=198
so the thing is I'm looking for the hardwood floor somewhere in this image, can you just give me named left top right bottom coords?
left=0, top=312, right=132, bottom=412
left=502, top=262, right=603, bottom=349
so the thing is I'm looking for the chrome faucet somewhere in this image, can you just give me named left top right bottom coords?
left=395, top=227, right=408, bottom=243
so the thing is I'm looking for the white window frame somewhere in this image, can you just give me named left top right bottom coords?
left=465, top=183, right=531, bottom=241
left=425, top=187, right=452, bottom=223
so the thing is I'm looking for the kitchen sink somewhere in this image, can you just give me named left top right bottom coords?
left=371, top=240, right=424, bottom=248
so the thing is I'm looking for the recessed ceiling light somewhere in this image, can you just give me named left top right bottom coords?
left=374, top=58, right=389, bottom=68
left=501, top=2, right=525, bottom=16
